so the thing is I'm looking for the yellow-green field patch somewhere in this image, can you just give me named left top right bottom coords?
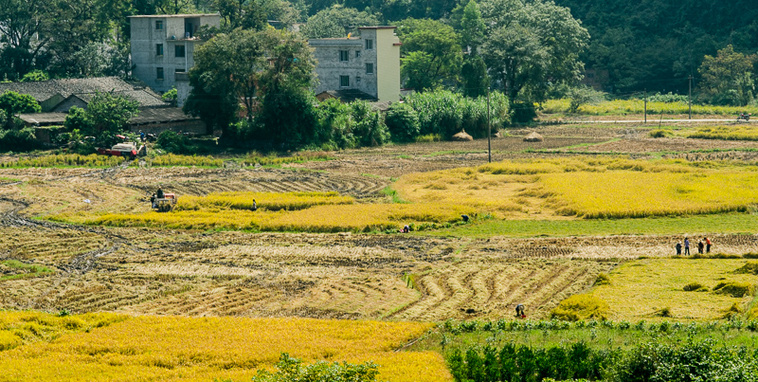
left=587, top=258, right=758, bottom=320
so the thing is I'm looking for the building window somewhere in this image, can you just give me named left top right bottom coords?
left=156, top=67, right=164, bottom=80
left=339, top=50, right=349, bottom=62
left=340, top=75, right=350, bottom=87
left=356, top=50, right=361, bottom=58
left=156, top=44, right=163, bottom=56
left=356, top=76, right=361, bottom=85
left=365, top=39, right=373, bottom=50
left=365, top=63, right=374, bottom=75
left=155, top=20, right=163, bottom=30
left=175, top=68, right=185, bottom=74
left=175, top=45, right=185, bottom=58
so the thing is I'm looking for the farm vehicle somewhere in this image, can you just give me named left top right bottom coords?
left=151, top=193, right=177, bottom=212
left=97, top=142, right=146, bottom=159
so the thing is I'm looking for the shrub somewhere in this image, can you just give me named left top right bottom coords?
left=567, top=86, right=606, bottom=113
left=734, top=262, right=758, bottom=275
left=352, top=101, right=389, bottom=147
left=551, top=294, right=608, bottom=321
left=156, top=131, right=195, bottom=154
left=594, top=273, right=611, bottom=286
left=250, top=353, right=379, bottom=382
left=657, top=307, right=672, bottom=317
left=416, top=134, right=442, bottom=142
left=683, top=282, right=708, bottom=292
left=649, top=129, right=669, bottom=138
left=646, top=92, right=689, bottom=103
left=385, top=103, right=420, bottom=143
left=0, top=127, right=40, bottom=152
left=713, top=281, right=754, bottom=297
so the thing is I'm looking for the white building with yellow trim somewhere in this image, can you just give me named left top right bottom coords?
left=309, top=26, right=401, bottom=102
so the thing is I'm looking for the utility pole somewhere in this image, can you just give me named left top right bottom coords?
left=644, top=89, right=647, bottom=124
left=487, top=87, right=492, bottom=163
left=688, top=75, right=693, bottom=120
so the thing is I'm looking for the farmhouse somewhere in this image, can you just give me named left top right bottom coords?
left=0, top=77, right=204, bottom=138
left=309, top=26, right=401, bottom=103
left=128, top=13, right=221, bottom=104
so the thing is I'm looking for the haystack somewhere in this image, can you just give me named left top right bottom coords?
left=523, top=132, right=544, bottom=142
left=452, top=129, right=473, bottom=141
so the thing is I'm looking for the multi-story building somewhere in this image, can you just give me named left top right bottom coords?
left=309, top=26, right=401, bottom=102
left=129, top=14, right=220, bottom=94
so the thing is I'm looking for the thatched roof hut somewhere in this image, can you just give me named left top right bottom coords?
left=452, top=129, right=473, bottom=141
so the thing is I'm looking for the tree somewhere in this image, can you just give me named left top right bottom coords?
left=184, top=28, right=316, bottom=145
left=184, top=29, right=268, bottom=137
left=698, top=45, right=757, bottom=106
left=300, top=5, right=381, bottom=39
left=215, top=0, right=267, bottom=30
left=64, top=92, right=138, bottom=145
left=397, top=18, right=463, bottom=90
left=459, top=0, right=485, bottom=53
left=479, top=0, right=589, bottom=107
left=257, top=29, right=318, bottom=146
left=0, top=91, right=41, bottom=118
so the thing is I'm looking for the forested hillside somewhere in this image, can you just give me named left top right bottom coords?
left=555, top=0, right=758, bottom=94
left=302, top=0, right=758, bottom=94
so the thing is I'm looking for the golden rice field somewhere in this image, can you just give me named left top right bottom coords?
left=579, top=258, right=758, bottom=321
left=688, top=125, right=758, bottom=141
left=541, top=98, right=758, bottom=116
left=53, top=191, right=472, bottom=232
left=394, top=157, right=758, bottom=220
left=0, top=312, right=449, bottom=382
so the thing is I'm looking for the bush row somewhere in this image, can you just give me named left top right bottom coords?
left=450, top=339, right=758, bottom=382
left=441, top=318, right=758, bottom=334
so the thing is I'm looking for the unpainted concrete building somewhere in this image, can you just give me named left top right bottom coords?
left=129, top=14, right=220, bottom=95
left=309, top=27, right=401, bottom=102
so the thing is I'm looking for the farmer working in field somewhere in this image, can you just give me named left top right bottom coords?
left=704, top=237, right=712, bottom=253
left=156, top=187, right=164, bottom=199
left=252, top=199, right=257, bottom=211
left=515, top=304, right=525, bottom=318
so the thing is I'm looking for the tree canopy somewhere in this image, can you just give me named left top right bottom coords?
left=300, top=5, right=380, bottom=39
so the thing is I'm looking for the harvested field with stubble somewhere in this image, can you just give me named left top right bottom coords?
left=3, top=123, right=758, bottom=380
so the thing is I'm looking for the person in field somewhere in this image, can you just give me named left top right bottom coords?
left=704, top=237, right=712, bottom=253
left=515, top=304, right=525, bottom=318
left=156, top=187, right=164, bottom=199
left=675, top=241, right=682, bottom=255
left=698, top=239, right=704, bottom=254
left=684, top=237, right=690, bottom=255
left=252, top=199, right=257, bottom=211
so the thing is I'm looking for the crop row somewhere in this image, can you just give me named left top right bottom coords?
left=176, top=191, right=354, bottom=212
left=688, top=125, right=758, bottom=141
left=0, top=152, right=331, bottom=169
left=68, top=202, right=471, bottom=233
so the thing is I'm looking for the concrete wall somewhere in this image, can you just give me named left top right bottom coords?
left=130, top=14, right=219, bottom=94
left=309, top=27, right=400, bottom=102
left=310, top=38, right=370, bottom=96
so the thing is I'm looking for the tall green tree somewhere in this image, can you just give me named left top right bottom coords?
left=397, top=18, right=463, bottom=90
left=698, top=45, right=757, bottom=106
left=184, top=29, right=268, bottom=137
left=0, top=91, right=40, bottom=128
left=300, top=5, right=381, bottom=38
left=257, top=29, right=318, bottom=146
left=479, top=0, right=589, bottom=106
left=215, top=0, right=267, bottom=30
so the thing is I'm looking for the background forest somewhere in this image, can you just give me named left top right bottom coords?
left=2, top=0, right=756, bottom=96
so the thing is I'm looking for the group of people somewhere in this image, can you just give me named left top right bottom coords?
left=675, top=237, right=712, bottom=255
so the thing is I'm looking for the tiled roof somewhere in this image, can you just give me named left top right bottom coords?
left=19, top=107, right=197, bottom=126
left=0, top=77, right=167, bottom=108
